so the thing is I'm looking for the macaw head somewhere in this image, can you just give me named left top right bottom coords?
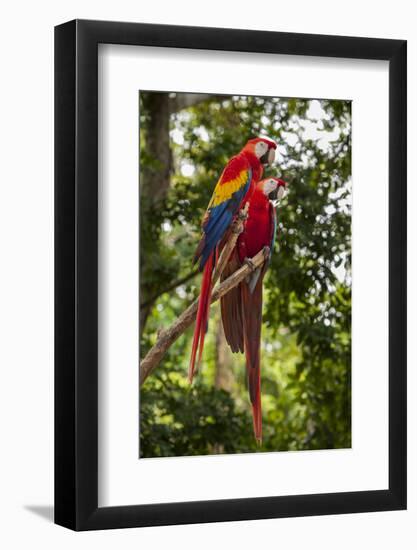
left=244, top=137, right=277, bottom=165
left=258, top=177, right=288, bottom=203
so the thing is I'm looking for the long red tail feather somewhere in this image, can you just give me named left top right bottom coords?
left=248, top=365, right=262, bottom=444
left=188, top=252, right=214, bottom=383
left=242, top=277, right=264, bottom=443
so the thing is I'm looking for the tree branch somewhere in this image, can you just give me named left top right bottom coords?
left=211, top=203, right=249, bottom=285
left=140, top=204, right=249, bottom=313
left=140, top=245, right=266, bottom=386
left=140, top=204, right=250, bottom=384
left=140, top=270, right=199, bottom=311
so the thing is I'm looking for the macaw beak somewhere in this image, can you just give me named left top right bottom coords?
left=260, top=147, right=276, bottom=166
left=268, top=187, right=279, bottom=200
left=269, top=181, right=288, bottom=203
left=276, top=184, right=287, bottom=200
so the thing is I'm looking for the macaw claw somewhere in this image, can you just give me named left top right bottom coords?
left=262, top=246, right=271, bottom=260
left=244, top=257, right=257, bottom=272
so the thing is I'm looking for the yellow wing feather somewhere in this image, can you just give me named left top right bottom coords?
left=208, top=170, right=248, bottom=208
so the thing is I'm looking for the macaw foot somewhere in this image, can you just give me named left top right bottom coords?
left=231, top=218, right=241, bottom=234
left=231, top=204, right=249, bottom=234
left=237, top=202, right=249, bottom=221
left=244, top=257, right=257, bottom=272
left=262, top=246, right=271, bottom=261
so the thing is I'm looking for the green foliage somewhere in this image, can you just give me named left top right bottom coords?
left=140, top=92, right=351, bottom=457
left=140, top=366, right=255, bottom=458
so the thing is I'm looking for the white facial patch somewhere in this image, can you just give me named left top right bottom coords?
left=254, top=141, right=268, bottom=158
left=263, top=178, right=278, bottom=196
left=267, top=148, right=275, bottom=165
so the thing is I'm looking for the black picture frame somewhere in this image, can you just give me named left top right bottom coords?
left=55, top=19, right=407, bottom=531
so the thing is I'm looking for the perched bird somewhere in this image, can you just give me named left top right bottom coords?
left=220, top=177, right=287, bottom=443
left=189, top=137, right=277, bottom=382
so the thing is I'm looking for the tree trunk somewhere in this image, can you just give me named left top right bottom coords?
left=141, top=92, right=172, bottom=205
left=140, top=93, right=172, bottom=336
left=170, top=93, right=228, bottom=112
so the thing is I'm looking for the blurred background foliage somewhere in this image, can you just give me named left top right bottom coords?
left=139, top=91, right=351, bottom=457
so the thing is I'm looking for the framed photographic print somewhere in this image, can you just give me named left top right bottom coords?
left=55, top=19, right=407, bottom=530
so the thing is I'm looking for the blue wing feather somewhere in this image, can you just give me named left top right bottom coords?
left=197, top=170, right=252, bottom=270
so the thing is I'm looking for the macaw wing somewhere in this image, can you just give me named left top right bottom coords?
left=267, top=202, right=277, bottom=266
left=246, top=203, right=276, bottom=294
left=194, top=155, right=252, bottom=270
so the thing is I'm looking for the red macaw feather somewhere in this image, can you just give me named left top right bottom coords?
left=242, top=270, right=264, bottom=443
left=189, top=140, right=277, bottom=381
left=220, top=177, right=285, bottom=442
left=220, top=248, right=244, bottom=353
left=193, top=153, right=258, bottom=270
left=188, top=251, right=214, bottom=382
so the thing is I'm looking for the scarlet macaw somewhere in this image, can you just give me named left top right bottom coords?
left=220, top=177, right=287, bottom=443
left=189, top=137, right=277, bottom=382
